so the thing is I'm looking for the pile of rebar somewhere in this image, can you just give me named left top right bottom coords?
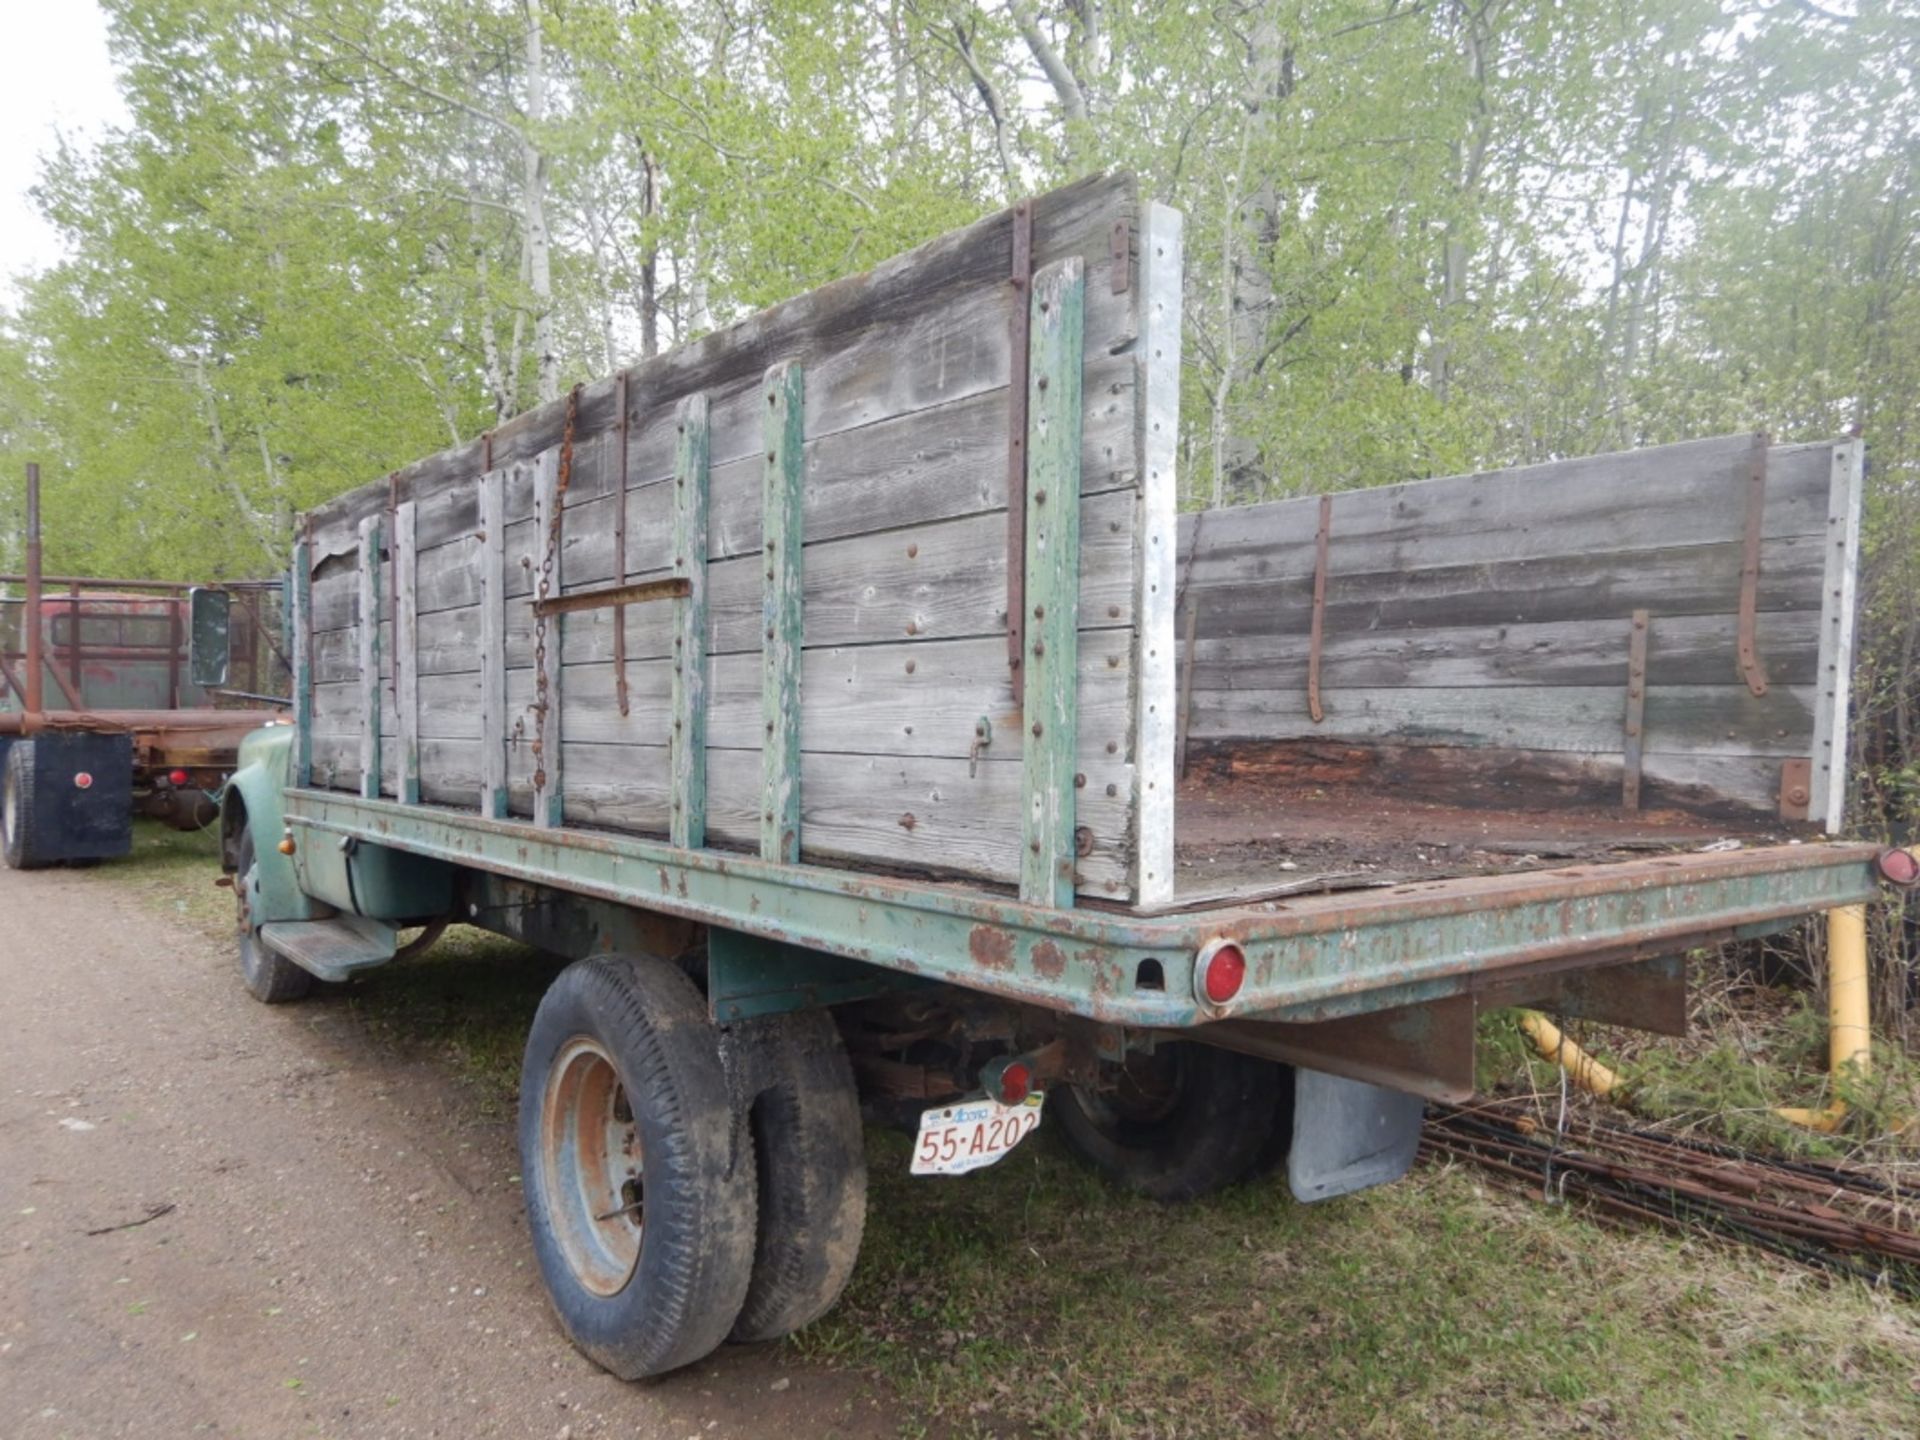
left=1423, top=1099, right=1920, bottom=1298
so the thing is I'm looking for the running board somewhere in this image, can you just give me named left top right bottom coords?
left=258, top=917, right=398, bottom=982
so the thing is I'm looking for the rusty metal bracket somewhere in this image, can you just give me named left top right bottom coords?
left=613, top=369, right=632, bottom=716
left=386, top=471, right=402, bottom=656
left=1623, top=609, right=1650, bottom=810
left=1308, top=494, right=1333, bottom=724
left=1109, top=218, right=1130, bottom=294
left=531, top=576, right=691, bottom=618
left=1006, top=197, right=1034, bottom=706
left=1737, top=432, right=1770, bottom=696
left=1176, top=600, right=1200, bottom=779
left=1779, top=757, right=1813, bottom=822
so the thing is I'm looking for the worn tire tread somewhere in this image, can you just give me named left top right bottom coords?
left=1057, top=1042, right=1281, bottom=1203
left=235, top=830, right=314, bottom=1004
left=2, top=741, right=47, bottom=871
left=521, top=955, right=757, bottom=1379
left=729, top=1011, right=867, bottom=1343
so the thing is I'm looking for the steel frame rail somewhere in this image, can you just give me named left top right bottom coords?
left=284, top=789, right=1885, bottom=1029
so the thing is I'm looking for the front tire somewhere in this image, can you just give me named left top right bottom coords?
left=520, top=956, right=758, bottom=1379
left=1056, top=1041, right=1282, bottom=1202
left=235, top=829, right=314, bottom=1004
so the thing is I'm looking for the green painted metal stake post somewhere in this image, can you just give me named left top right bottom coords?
left=356, top=514, right=383, bottom=801
left=1020, top=256, right=1086, bottom=908
left=291, top=536, right=313, bottom=788
left=761, top=361, right=805, bottom=864
left=671, top=393, right=711, bottom=850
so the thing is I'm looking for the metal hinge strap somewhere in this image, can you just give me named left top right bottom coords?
left=1737, top=432, right=1770, bottom=696
left=1622, top=609, right=1650, bottom=810
left=613, top=369, right=632, bottom=716
left=1308, top=494, right=1333, bottom=724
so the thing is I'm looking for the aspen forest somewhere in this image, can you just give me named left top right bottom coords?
left=1, top=0, right=1917, bottom=814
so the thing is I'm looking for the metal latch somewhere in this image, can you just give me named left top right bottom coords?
left=968, top=716, right=993, bottom=778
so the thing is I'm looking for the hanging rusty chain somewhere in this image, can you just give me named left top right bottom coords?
left=531, top=385, right=582, bottom=792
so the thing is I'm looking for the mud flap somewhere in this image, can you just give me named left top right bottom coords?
left=1287, top=1067, right=1425, bottom=1204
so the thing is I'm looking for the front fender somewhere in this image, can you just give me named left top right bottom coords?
left=221, top=725, right=327, bottom=924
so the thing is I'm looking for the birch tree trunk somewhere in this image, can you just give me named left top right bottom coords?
left=522, top=1, right=557, bottom=406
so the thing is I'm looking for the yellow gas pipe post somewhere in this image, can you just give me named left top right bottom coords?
left=1776, top=903, right=1871, bottom=1134
left=1518, top=902, right=1876, bottom=1133
left=1517, top=1010, right=1626, bottom=1100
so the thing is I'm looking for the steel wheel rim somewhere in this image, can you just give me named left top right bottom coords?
left=540, top=1036, right=644, bottom=1297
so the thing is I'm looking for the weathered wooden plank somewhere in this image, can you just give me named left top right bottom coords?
left=323, top=636, right=1134, bottom=768
left=370, top=352, right=1137, bottom=581
left=1182, top=611, right=1824, bottom=693
left=393, top=501, right=421, bottom=804
left=1190, top=683, right=1818, bottom=759
left=356, top=515, right=383, bottom=800
left=1175, top=438, right=1834, bottom=588
left=671, top=394, right=710, bottom=849
left=762, top=362, right=805, bottom=863
left=1021, top=256, right=1085, bottom=908
left=531, top=451, right=564, bottom=827
left=306, top=172, right=1140, bottom=549
left=306, top=735, right=1137, bottom=897
left=1809, top=440, right=1864, bottom=832
left=310, top=357, right=1132, bottom=628
left=291, top=538, right=313, bottom=787
left=479, top=468, right=509, bottom=818
left=1179, top=533, right=1827, bottom=642
left=1185, top=738, right=1795, bottom=820
left=1132, top=201, right=1181, bottom=908
left=311, top=488, right=1141, bottom=659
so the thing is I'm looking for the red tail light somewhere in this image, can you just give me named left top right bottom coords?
left=1194, top=939, right=1247, bottom=1008
left=1877, top=848, right=1920, bottom=886
left=994, top=1061, right=1032, bottom=1106
left=168, top=769, right=190, bottom=787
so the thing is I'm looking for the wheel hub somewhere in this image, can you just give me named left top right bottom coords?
left=540, top=1036, right=645, bottom=1297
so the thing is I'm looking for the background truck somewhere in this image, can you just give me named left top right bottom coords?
left=1, top=462, right=286, bottom=868
left=206, top=172, right=1904, bottom=1380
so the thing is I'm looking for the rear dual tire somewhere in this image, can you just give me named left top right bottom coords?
left=520, top=956, right=866, bottom=1379
left=1055, top=1041, right=1286, bottom=1202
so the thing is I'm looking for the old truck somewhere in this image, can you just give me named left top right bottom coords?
left=204, top=173, right=1903, bottom=1379
left=1, top=463, right=286, bottom=868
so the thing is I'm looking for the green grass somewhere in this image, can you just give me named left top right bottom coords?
left=793, top=1129, right=1920, bottom=1438
left=1479, top=955, right=1920, bottom=1170
left=94, top=827, right=1920, bottom=1438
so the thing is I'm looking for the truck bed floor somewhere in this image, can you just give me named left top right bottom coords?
left=1173, top=766, right=1803, bottom=907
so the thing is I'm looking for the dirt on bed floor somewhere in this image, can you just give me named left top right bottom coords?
left=1174, top=765, right=1805, bottom=901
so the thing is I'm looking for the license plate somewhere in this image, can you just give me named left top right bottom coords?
left=910, top=1093, right=1045, bottom=1176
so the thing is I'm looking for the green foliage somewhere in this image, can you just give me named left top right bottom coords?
left=0, top=0, right=1913, bottom=624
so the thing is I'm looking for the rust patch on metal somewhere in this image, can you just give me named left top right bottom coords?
left=969, top=925, right=1016, bottom=972
left=1031, top=940, right=1067, bottom=981
left=1778, top=757, right=1812, bottom=821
